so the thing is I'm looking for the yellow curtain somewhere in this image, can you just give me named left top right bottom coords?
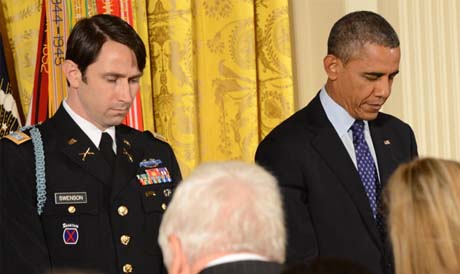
left=147, top=0, right=294, bottom=175
left=2, top=0, right=294, bottom=176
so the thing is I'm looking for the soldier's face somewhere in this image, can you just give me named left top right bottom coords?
left=77, top=40, right=142, bottom=130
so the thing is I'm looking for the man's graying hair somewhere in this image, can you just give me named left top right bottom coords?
left=327, top=11, right=399, bottom=63
left=158, top=161, right=286, bottom=268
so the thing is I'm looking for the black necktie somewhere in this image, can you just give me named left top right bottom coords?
left=99, top=132, right=115, bottom=169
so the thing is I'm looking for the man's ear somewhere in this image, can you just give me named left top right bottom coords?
left=62, top=60, right=82, bottom=88
left=323, top=54, right=341, bottom=81
left=168, top=235, right=191, bottom=274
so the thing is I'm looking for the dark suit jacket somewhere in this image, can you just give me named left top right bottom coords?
left=255, top=95, right=418, bottom=274
left=199, top=260, right=282, bottom=274
left=0, top=105, right=182, bottom=274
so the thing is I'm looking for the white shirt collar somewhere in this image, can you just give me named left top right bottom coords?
left=205, top=253, right=268, bottom=268
left=62, top=100, right=116, bottom=151
left=319, top=86, right=369, bottom=135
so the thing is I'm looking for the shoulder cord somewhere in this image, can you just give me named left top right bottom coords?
left=20, top=125, right=47, bottom=215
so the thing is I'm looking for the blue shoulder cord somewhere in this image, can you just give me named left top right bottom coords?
left=20, top=125, right=46, bottom=215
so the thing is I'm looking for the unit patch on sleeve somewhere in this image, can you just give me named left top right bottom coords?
left=62, top=223, right=79, bottom=245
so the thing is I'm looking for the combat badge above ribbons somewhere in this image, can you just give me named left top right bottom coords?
left=62, top=223, right=79, bottom=245
left=139, top=158, right=162, bottom=168
left=137, top=158, right=172, bottom=186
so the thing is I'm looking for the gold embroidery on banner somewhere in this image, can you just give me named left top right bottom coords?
left=2, top=1, right=42, bottom=116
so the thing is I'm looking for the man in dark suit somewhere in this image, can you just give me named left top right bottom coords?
left=0, top=14, right=181, bottom=274
left=158, top=161, right=285, bottom=274
left=255, top=11, right=418, bottom=274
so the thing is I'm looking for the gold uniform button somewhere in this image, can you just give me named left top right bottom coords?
left=161, top=203, right=167, bottom=211
left=120, top=235, right=131, bottom=246
left=123, top=263, right=133, bottom=273
left=68, top=206, right=76, bottom=214
left=118, top=206, right=128, bottom=216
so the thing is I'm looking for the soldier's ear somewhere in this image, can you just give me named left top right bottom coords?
left=62, top=60, right=82, bottom=88
left=323, top=54, right=341, bottom=81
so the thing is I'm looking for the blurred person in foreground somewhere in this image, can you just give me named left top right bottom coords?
left=46, top=269, right=101, bottom=274
left=255, top=10, right=418, bottom=274
left=281, top=257, right=373, bottom=274
left=385, top=158, right=460, bottom=274
left=158, top=161, right=286, bottom=274
left=0, top=14, right=181, bottom=274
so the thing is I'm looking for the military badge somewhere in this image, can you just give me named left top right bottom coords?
left=136, top=173, right=151, bottom=186
left=146, top=167, right=172, bottom=184
left=123, top=148, right=133, bottom=162
left=163, top=188, right=172, bottom=197
left=144, top=190, right=156, bottom=197
left=4, top=131, right=31, bottom=145
left=79, top=147, right=95, bottom=161
left=139, top=158, right=162, bottom=168
left=62, top=223, right=79, bottom=245
left=123, top=139, right=131, bottom=147
left=137, top=167, right=172, bottom=185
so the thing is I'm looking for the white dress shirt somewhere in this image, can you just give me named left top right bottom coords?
left=205, top=253, right=268, bottom=268
left=319, top=86, right=380, bottom=180
left=62, top=99, right=116, bottom=153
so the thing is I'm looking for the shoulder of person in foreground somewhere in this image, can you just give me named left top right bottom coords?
left=281, top=257, right=374, bottom=274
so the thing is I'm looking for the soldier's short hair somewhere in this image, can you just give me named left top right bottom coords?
left=65, top=14, right=146, bottom=80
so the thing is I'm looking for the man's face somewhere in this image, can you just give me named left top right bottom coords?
left=328, top=43, right=400, bottom=121
left=75, top=40, right=142, bottom=130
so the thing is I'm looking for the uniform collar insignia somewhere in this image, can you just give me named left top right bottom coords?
left=123, top=147, right=134, bottom=163
left=78, top=147, right=95, bottom=161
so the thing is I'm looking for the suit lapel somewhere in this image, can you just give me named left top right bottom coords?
left=369, top=120, right=400, bottom=188
left=307, top=96, right=381, bottom=247
left=111, top=127, right=144, bottom=200
left=50, top=105, right=112, bottom=185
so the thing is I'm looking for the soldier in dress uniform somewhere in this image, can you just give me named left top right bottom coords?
left=0, top=14, right=181, bottom=274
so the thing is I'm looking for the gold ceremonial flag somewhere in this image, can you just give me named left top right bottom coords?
left=0, top=34, right=22, bottom=135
